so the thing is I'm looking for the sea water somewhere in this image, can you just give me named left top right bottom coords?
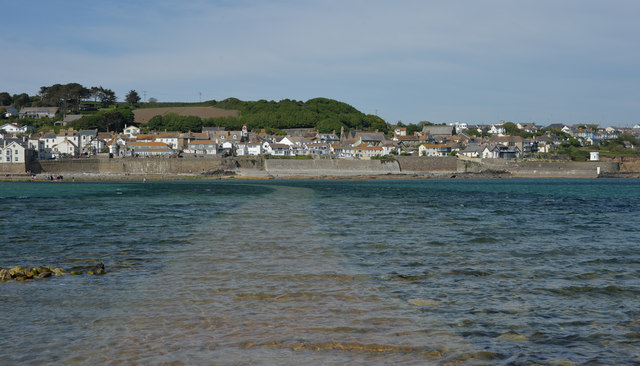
left=1, top=179, right=639, bottom=365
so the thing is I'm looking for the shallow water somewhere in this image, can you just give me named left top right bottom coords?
left=1, top=179, right=640, bottom=364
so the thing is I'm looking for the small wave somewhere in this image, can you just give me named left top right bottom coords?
left=446, top=268, right=493, bottom=277
left=468, top=236, right=498, bottom=244
left=247, top=339, right=442, bottom=357
left=547, top=285, right=640, bottom=297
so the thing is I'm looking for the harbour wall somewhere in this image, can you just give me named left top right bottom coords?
left=395, top=156, right=458, bottom=172
left=264, top=158, right=400, bottom=177
left=29, top=157, right=262, bottom=176
left=0, top=162, right=28, bottom=174
left=458, top=158, right=620, bottom=178
left=9, top=155, right=624, bottom=178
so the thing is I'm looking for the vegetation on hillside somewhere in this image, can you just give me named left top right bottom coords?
left=137, top=97, right=389, bottom=134
left=2, top=84, right=390, bottom=135
left=210, top=97, right=388, bottom=133
left=71, top=107, right=135, bottom=132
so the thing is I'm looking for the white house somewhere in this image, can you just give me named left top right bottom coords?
left=264, top=142, right=292, bottom=156
left=187, top=140, right=218, bottom=155
left=0, top=123, right=32, bottom=134
left=236, top=141, right=263, bottom=156
left=380, top=143, right=400, bottom=156
left=460, top=144, right=483, bottom=158
left=123, top=125, right=141, bottom=139
left=481, top=146, right=496, bottom=159
left=489, top=124, right=506, bottom=135
left=1, top=123, right=22, bottom=133
left=419, top=144, right=452, bottom=157
left=307, top=143, right=330, bottom=156
left=353, top=145, right=384, bottom=159
left=51, top=138, right=79, bottom=158
left=155, top=133, right=181, bottom=150
left=278, top=136, right=310, bottom=147
left=394, top=127, right=407, bottom=136
left=331, top=144, right=353, bottom=159
left=450, top=122, right=468, bottom=134
left=0, top=141, right=29, bottom=163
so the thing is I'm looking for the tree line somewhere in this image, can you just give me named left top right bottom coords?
left=3, top=88, right=389, bottom=135
left=1, top=84, right=145, bottom=112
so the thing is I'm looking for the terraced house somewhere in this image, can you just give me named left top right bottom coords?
left=0, top=141, right=30, bottom=163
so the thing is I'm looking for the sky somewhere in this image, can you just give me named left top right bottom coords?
left=1, top=0, right=639, bottom=126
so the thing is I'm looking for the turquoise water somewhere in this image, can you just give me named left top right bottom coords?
left=1, top=179, right=639, bottom=365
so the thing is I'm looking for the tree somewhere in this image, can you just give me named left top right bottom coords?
left=12, top=93, right=30, bottom=109
left=148, top=97, right=158, bottom=103
left=100, top=88, right=117, bottom=107
left=37, top=83, right=90, bottom=112
left=125, top=90, right=141, bottom=105
left=0, top=92, right=12, bottom=106
left=503, top=122, right=519, bottom=136
left=90, top=86, right=117, bottom=107
left=71, top=109, right=133, bottom=132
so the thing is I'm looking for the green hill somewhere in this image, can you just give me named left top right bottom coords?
left=144, top=97, right=388, bottom=134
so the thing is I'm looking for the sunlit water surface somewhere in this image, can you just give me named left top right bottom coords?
left=1, top=179, right=639, bottom=365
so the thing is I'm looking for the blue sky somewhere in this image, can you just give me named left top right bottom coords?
left=2, top=0, right=639, bottom=126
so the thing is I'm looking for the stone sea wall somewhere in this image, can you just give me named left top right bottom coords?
left=30, top=157, right=262, bottom=175
left=264, top=158, right=400, bottom=177
left=14, top=155, right=625, bottom=178
left=0, top=162, right=27, bottom=174
left=395, top=156, right=458, bottom=172
left=601, top=156, right=640, bottom=173
left=458, top=158, right=619, bottom=178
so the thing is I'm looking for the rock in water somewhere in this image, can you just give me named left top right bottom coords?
left=24, top=268, right=36, bottom=279
left=89, top=262, right=106, bottom=275
left=9, top=266, right=26, bottom=277
left=52, top=268, right=66, bottom=276
left=36, top=271, right=52, bottom=279
left=0, top=269, right=12, bottom=281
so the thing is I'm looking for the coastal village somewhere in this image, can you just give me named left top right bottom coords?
left=1, top=106, right=639, bottom=166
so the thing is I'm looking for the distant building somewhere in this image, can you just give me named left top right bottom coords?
left=419, top=144, right=452, bottom=157
left=394, top=127, right=407, bottom=136
left=345, top=131, right=387, bottom=146
left=56, top=114, right=83, bottom=126
left=123, top=125, right=141, bottom=139
left=3, top=106, right=18, bottom=118
left=187, top=140, right=218, bottom=155
left=0, top=141, right=32, bottom=163
left=421, top=125, right=455, bottom=137
left=353, top=145, right=384, bottom=159
left=19, top=107, right=58, bottom=119
left=129, top=141, right=173, bottom=156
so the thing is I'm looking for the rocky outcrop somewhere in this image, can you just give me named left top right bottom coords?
left=0, top=263, right=106, bottom=282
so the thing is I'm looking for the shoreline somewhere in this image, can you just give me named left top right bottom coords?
left=2, top=170, right=637, bottom=183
